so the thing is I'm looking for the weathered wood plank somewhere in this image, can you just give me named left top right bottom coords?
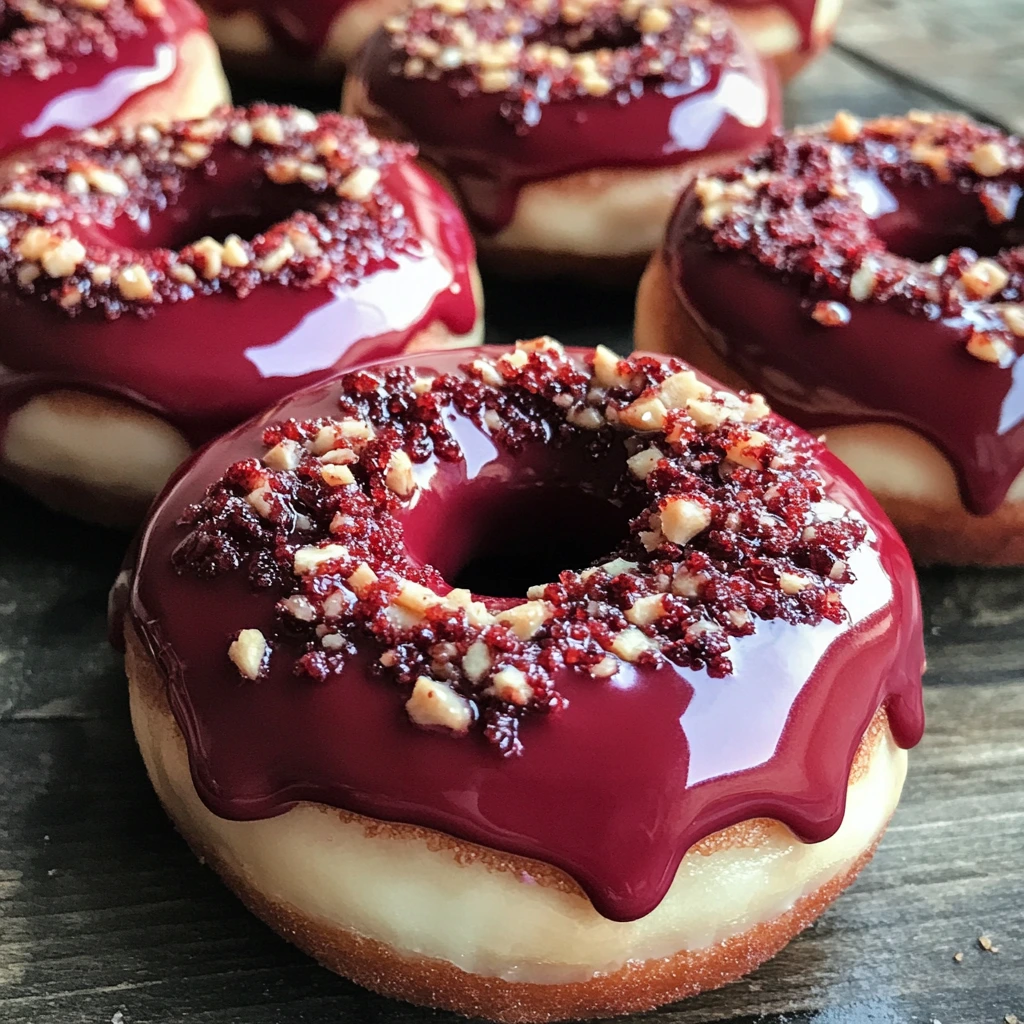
left=836, top=0, right=1024, bottom=132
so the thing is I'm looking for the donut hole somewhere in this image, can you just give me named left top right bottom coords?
left=0, top=9, right=32, bottom=41
left=106, top=148, right=329, bottom=252
left=448, top=484, right=634, bottom=597
left=539, top=17, right=642, bottom=56
left=868, top=180, right=1024, bottom=262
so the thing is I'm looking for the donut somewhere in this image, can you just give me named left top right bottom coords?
left=118, top=339, right=925, bottom=1022
left=718, top=0, right=841, bottom=79
left=343, top=0, right=780, bottom=280
left=197, top=0, right=401, bottom=80
left=0, top=105, right=482, bottom=527
left=636, top=111, right=1024, bottom=566
left=0, top=0, right=230, bottom=169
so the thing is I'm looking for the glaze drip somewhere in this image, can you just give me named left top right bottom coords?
left=125, top=344, right=925, bottom=922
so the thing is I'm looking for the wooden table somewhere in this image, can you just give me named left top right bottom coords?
left=1, top=3, right=1022, bottom=1022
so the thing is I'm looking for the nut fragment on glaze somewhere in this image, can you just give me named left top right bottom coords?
left=123, top=341, right=924, bottom=924
left=0, top=0, right=222, bottom=162
left=347, top=0, right=780, bottom=233
left=664, top=112, right=1024, bottom=516
left=0, top=105, right=479, bottom=487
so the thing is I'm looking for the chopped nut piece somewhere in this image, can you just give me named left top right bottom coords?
left=592, top=344, right=631, bottom=388
left=978, top=935, right=999, bottom=953
left=567, top=406, right=604, bottom=430
left=294, top=543, right=350, bottom=575
left=84, top=166, right=128, bottom=196
left=495, top=600, right=551, bottom=640
left=849, top=259, right=878, bottom=302
left=970, top=141, right=1008, bottom=177
left=346, top=562, right=379, bottom=597
left=726, top=431, right=771, bottom=469
left=321, top=464, right=356, bottom=486
left=953, top=951, right=964, bottom=963
left=337, top=167, right=381, bottom=201
left=491, top=667, right=533, bottom=705
left=660, top=496, right=711, bottom=545
left=228, top=629, right=267, bottom=680
left=0, top=191, right=60, bottom=212
left=659, top=370, right=712, bottom=409
left=619, top=395, right=668, bottom=432
left=406, top=677, right=473, bottom=733
left=191, top=236, right=224, bottom=279
left=960, top=258, right=1010, bottom=299
left=462, top=641, right=492, bottom=684
left=1002, top=305, right=1024, bottom=338
left=256, top=239, right=295, bottom=274
left=611, top=627, right=658, bottom=662
left=251, top=114, right=285, bottom=145
left=589, top=657, right=618, bottom=678
left=385, top=449, right=416, bottom=497
left=221, top=234, right=250, bottom=268
left=638, top=6, right=671, bottom=32
left=116, top=265, right=153, bottom=300
left=829, top=110, right=861, bottom=144
left=627, top=446, right=663, bottom=480
left=779, top=572, right=811, bottom=594
left=626, top=593, right=666, bottom=627
left=40, top=237, right=86, bottom=278
left=966, top=332, right=1012, bottom=365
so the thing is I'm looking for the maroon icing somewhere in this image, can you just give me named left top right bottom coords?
left=665, top=113, right=1024, bottom=517
left=350, top=0, right=780, bottom=233
left=0, top=106, right=478, bottom=449
left=124, top=342, right=925, bottom=923
left=201, top=0, right=349, bottom=59
left=0, top=0, right=209, bottom=162
left=719, top=0, right=818, bottom=50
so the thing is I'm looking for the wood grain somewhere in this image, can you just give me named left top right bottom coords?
left=2, top=3, right=1023, bottom=1022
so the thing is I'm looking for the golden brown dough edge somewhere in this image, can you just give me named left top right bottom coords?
left=634, top=249, right=1024, bottom=567
left=125, top=619, right=890, bottom=1022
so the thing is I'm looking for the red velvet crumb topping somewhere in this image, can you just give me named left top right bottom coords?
left=171, top=340, right=872, bottom=755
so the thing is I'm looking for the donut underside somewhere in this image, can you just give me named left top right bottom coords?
left=635, top=251, right=1024, bottom=567
left=126, top=623, right=884, bottom=1024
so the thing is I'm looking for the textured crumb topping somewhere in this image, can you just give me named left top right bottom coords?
left=0, top=105, right=418, bottom=318
left=691, top=111, right=1024, bottom=365
left=379, top=0, right=736, bottom=129
left=0, top=0, right=168, bottom=79
left=171, top=341, right=872, bottom=755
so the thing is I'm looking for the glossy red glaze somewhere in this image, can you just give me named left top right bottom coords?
left=125, top=346, right=924, bottom=923
left=720, top=0, right=818, bottom=49
left=665, top=176, right=1024, bottom=517
left=201, top=0, right=349, bottom=58
left=0, top=0, right=207, bottom=161
left=0, top=159, right=478, bottom=447
left=353, top=24, right=780, bottom=233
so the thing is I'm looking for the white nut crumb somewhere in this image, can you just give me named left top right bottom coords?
left=966, top=332, right=1011, bottom=364
left=116, top=265, right=153, bottom=300
left=849, top=258, right=878, bottom=302
left=263, top=439, right=302, bottom=471
left=385, top=449, right=415, bottom=497
left=601, top=557, right=638, bottom=576
left=495, top=600, right=551, bottom=640
left=591, top=344, right=632, bottom=388
left=462, top=640, right=492, bottom=683
left=658, top=371, right=712, bottom=410
left=660, top=497, right=712, bottom=545
left=625, top=593, right=666, bottom=627
left=228, top=628, right=267, bottom=680
left=337, top=167, right=381, bottom=201
left=491, top=666, right=533, bottom=705
left=346, top=562, right=379, bottom=597
left=567, top=406, right=604, bottom=430
left=779, top=571, right=811, bottom=595
left=294, top=543, right=350, bottom=575
left=619, top=395, right=668, bottom=432
left=627, top=446, right=663, bottom=480
left=611, top=627, right=658, bottom=662
left=588, top=657, right=618, bottom=678
left=960, top=258, right=1009, bottom=299
left=726, top=431, right=770, bottom=469
left=406, top=677, right=473, bottom=733
left=970, top=141, right=1008, bottom=177
left=321, top=463, right=355, bottom=486
left=395, top=580, right=441, bottom=615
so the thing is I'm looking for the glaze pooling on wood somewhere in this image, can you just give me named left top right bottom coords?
left=665, top=112, right=1024, bottom=516
left=125, top=345, right=925, bottom=923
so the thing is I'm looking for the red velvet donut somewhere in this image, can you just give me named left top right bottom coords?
left=636, top=111, right=1024, bottom=564
left=120, top=340, right=925, bottom=1021
left=0, top=105, right=482, bottom=525
left=344, top=0, right=780, bottom=278
left=0, top=0, right=229, bottom=168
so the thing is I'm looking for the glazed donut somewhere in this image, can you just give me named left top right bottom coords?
left=343, top=0, right=780, bottom=280
left=718, top=0, right=841, bottom=79
left=0, top=0, right=229, bottom=170
left=0, top=105, right=482, bottom=527
left=197, top=0, right=402, bottom=80
left=119, top=339, right=925, bottom=1022
left=636, top=110, right=1024, bottom=565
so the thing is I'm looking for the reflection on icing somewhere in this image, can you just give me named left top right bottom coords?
left=244, top=250, right=453, bottom=378
left=22, top=44, right=177, bottom=139
left=667, top=70, right=770, bottom=152
left=998, top=354, right=1024, bottom=436
left=849, top=170, right=899, bottom=219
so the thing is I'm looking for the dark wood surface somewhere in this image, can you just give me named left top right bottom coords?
left=2, top=6, right=1023, bottom=1023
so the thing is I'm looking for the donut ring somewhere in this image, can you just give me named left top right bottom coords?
left=0, top=105, right=482, bottom=526
left=719, top=0, right=842, bottom=79
left=0, top=0, right=230, bottom=169
left=120, top=340, right=924, bottom=1021
left=637, top=111, right=1024, bottom=565
left=344, top=0, right=780, bottom=280
left=198, top=0, right=405, bottom=79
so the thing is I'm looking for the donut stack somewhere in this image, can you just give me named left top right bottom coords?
left=12, top=0, right=1022, bottom=1021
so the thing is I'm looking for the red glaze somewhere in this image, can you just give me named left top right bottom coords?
left=124, top=345, right=925, bottom=923
left=0, top=0, right=208, bottom=161
left=0, top=109, right=478, bottom=449
left=201, top=0, right=349, bottom=58
left=352, top=0, right=780, bottom=233
left=720, top=0, right=818, bottom=50
left=664, top=114, right=1024, bottom=517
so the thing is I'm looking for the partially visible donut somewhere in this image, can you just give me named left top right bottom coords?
left=0, top=105, right=482, bottom=526
left=198, top=0, right=404, bottom=79
left=0, top=0, right=229, bottom=169
left=636, top=111, right=1024, bottom=565
left=344, top=0, right=780, bottom=280
left=719, top=0, right=842, bottom=79
left=120, top=339, right=925, bottom=1022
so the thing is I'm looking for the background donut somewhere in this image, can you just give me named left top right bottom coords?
left=120, top=341, right=925, bottom=1021
left=344, top=0, right=781, bottom=280
left=0, top=106, right=482, bottom=525
left=0, top=0, right=230, bottom=169
left=636, top=111, right=1024, bottom=565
